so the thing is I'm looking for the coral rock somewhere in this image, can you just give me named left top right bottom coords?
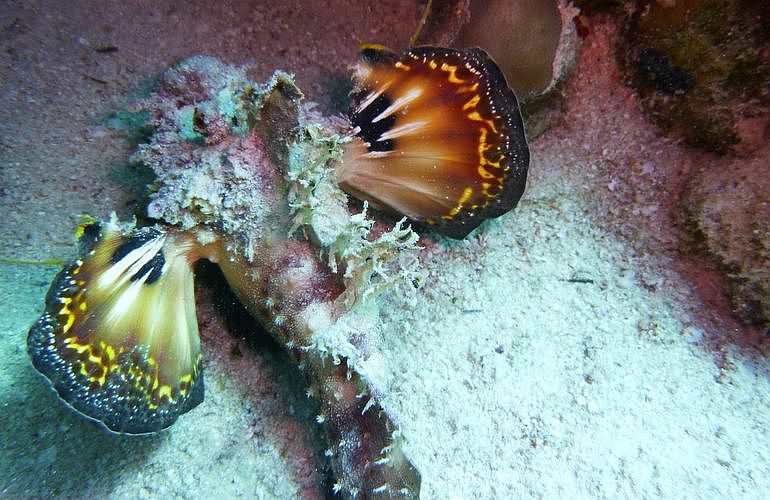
left=686, top=146, right=770, bottom=325
left=621, top=0, right=770, bottom=155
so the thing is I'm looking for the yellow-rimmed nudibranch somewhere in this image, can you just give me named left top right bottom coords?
left=26, top=45, right=530, bottom=497
left=27, top=219, right=205, bottom=434
left=339, top=45, right=529, bottom=239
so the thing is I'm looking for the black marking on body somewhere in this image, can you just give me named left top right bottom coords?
left=27, top=225, right=204, bottom=435
left=110, top=229, right=161, bottom=264
left=350, top=91, right=396, bottom=152
left=135, top=249, right=165, bottom=284
left=78, top=222, right=102, bottom=254
left=359, top=46, right=399, bottom=65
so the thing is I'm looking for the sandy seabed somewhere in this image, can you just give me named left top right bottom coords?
left=1, top=2, right=767, bottom=499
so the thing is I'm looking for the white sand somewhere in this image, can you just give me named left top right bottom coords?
left=376, top=163, right=769, bottom=497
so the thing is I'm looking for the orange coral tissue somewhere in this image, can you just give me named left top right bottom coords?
left=337, top=45, right=530, bottom=239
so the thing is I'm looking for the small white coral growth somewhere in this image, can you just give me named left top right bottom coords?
left=132, top=57, right=302, bottom=261
left=302, top=301, right=378, bottom=366
left=287, top=123, right=422, bottom=309
left=286, top=123, right=350, bottom=243
left=331, top=205, right=420, bottom=307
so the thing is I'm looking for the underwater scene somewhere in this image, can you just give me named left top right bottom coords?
left=1, top=0, right=768, bottom=498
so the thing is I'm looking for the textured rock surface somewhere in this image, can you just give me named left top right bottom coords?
left=621, top=0, right=770, bottom=155
left=686, top=148, right=770, bottom=325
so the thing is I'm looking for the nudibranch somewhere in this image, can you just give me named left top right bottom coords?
left=338, top=45, right=530, bottom=239
left=27, top=220, right=207, bottom=434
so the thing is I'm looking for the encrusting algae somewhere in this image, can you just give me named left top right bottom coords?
left=27, top=47, right=530, bottom=497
